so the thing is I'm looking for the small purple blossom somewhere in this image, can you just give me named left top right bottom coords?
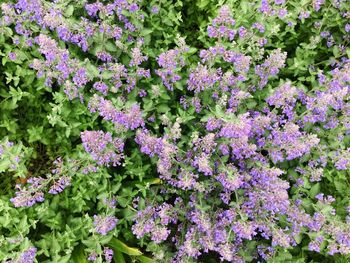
left=87, top=252, right=98, bottom=261
left=17, top=247, right=37, bottom=263
left=93, top=215, right=118, bottom=235
left=345, top=24, right=350, bottom=33
left=8, top=52, right=16, bottom=61
left=103, top=247, right=114, bottom=262
left=93, top=81, right=108, bottom=95
left=151, top=6, right=159, bottom=14
left=73, top=68, right=89, bottom=87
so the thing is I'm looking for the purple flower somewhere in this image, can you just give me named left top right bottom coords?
left=48, top=176, right=71, bottom=194
left=103, top=197, right=117, bottom=209
left=81, top=130, right=124, bottom=166
left=132, top=206, right=157, bottom=238
left=17, top=247, right=37, bottom=263
left=85, top=2, right=102, bottom=17
left=151, top=6, right=159, bottom=14
left=333, top=149, right=350, bottom=170
left=103, top=247, right=114, bottom=262
left=129, top=47, right=148, bottom=67
left=255, top=48, right=287, bottom=88
left=345, top=24, right=350, bottom=33
left=274, top=0, right=285, bottom=4
left=217, top=170, right=243, bottom=191
left=208, top=5, right=236, bottom=40
left=73, top=68, right=89, bottom=87
left=259, top=0, right=270, bottom=13
left=93, top=81, right=109, bottom=95
left=155, top=45, right=187, bottom=90
left=269, top=122, right=320, bottom=162
left=135, top=129, right=164, bottom=156
left=232, top=221, right=257, bottom=240
left=121, top=104, right=144, bottom=130
left=8, top=52, right=16, bottom=61
left=278, top=9, right=288, bottom=18
left=187, top=65, right=221, bottom=93
left=176, top=170, right=198, bottom=190
left=128, top=3, right=139, bottom=12
left=238, top=26, right=247, bottom=38
left=252, top=23, right=265, bottom=33
left=87, top=252, right=98, bottom=261
left=192, top=153, right=213, bottom=175
left=96, top=51, right=113, bottom=62
left=313, top=0, right=325, bottom=11
left=299, top=11, right=310, bottom=20
left=308, top=236, right=324, bottom=252
left=93, top=215, right=118, bottom=235
left=219, top=114, right=252, bottom=139
left=10, top=183, right=45, bottom=207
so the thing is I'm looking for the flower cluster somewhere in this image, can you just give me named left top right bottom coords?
left=155, top=37, right=189, bottom=90
left=207, top=5, right=236, bottom=40
left=10, top=158, right=76, bottom=207
left=88, top=95, right=144, bottom=130
left=269, top=122, right=320, bottom=162
left=255, top=48, right=287, bottom=88
left=132, top=203, right=177, bottom=244
left=87, top=247, right=114, bottom=262
left=93, top=215, right=118, bottom=236
left=81, top=131, right=124, bottom=167
left=7, top=247, right=37, bottom=263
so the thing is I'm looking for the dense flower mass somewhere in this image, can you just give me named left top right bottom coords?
left=1, top=0, right=350, bottom=262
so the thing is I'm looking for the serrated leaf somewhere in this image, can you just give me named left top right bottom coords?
left=86, top=64, right=100, bottom=78
left=157, top=104, right=170, bottom=113
left=0, top=159, right=11, bottom=172
left=65, top=6, right=74, bottom=17
left=140, top=28, right=153, bottom=35
left=71, top=245, right=88, bottom=263
left=106, top=42, right=117, bottom=52
left=310, top=183, right=320, bottom=198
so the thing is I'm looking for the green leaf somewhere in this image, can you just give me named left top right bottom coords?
left=71, top=245, right=88, bottom=263
left=0, top=159, right=11, bottom=172
left=102, top=71, right=114, bottom=80
left=294, top=233, right=303, bottom=244
left=124, top=178, right=162, bottom=188
left=113, top=250, right=126, bottom=263
left=106, top=42, right=117, bottom=52
left=334, top=180, right=347, bottom=195
left=140, top=28, right=153, bottom=35
left=53, top=254, right=71, bottom=263
left=65, top=6, right=74, bottom=17
left=160, top=93, right=171, bottom=100
left=246, top=100, right=257, bottom=109
left=86, top=64, right=100, bottom=78
left=109, top=238, right=143, bottom=256
left=27, top=126, right=44, bottom=143
left=310, top=183, right=320, bottom=198
left=197, top=0, right=210, bottom=9
left=157, top=104, right=170, bottom=113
